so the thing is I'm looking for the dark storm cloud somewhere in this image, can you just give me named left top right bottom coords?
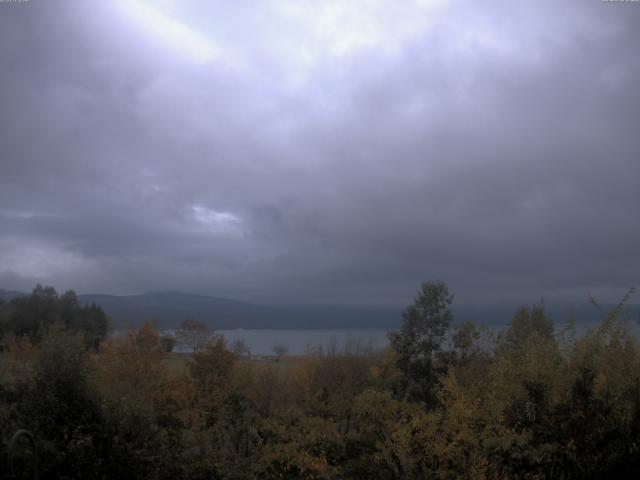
left=0, top=0, right=638, bottom=306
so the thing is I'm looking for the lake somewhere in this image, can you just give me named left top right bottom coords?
left=161, top=319, right=640, bottom=356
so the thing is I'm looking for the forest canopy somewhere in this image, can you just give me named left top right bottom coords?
left=0, top=285, right=109, bottom=347
left=1, top=282, right=639, bottom=479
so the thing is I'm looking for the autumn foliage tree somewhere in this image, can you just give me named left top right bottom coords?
left=176, top=318, right=211, bottom=352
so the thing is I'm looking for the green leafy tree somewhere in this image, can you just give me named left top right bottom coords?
left=500, top=303, right=553, bottom=352
left=452, top=320, right=481, bottom=362
left=389, top=281, right=454, bottom=405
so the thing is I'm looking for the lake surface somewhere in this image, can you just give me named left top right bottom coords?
left=161, top=319, right=640, bottom=356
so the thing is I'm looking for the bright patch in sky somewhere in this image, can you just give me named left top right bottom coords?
left=116, top=0, right=221, bottom=64
left=115, top=0, right=448, bottom=76
left=274, top=0, right=448, bottom=62
left=191, top=205, right=242, bottom=234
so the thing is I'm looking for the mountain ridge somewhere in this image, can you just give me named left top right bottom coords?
left=1, top=289, right=638, bottom=330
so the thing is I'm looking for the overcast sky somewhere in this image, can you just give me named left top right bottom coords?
left=0, top=0, right=638, bottom=307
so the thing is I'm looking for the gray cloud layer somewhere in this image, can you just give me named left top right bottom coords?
left=1, top=0, right=638, bottom=306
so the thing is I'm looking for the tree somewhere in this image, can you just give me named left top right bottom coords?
left=232, top=338, right=251, bottom=358
left=160, top=334, right=177, bottom=352
left=452, top=319, right=481, bottom=362
left=176, top=318, right=211, bottom=353
left=92, top=323, right=186, bottom=479
left=271, top=344, right=289, bottom=362
left=499, top=303, right=553, bottom=354
left=189, top=336, right=237, bottom=427
left=389, top=281, right=454, bottom=405
left=12, top=324, right=105, bottom=478
left=2, top=285, right=108, bottom=346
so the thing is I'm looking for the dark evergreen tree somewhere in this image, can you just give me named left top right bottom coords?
left=0, top=285, right=109, bottom=346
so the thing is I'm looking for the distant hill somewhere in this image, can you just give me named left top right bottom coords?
left=77, top=292, right=402, bottom=329
left=455, top=302, right=640, bottom=328
left=0, top=289, right=28, bottom=302
left=2, top=288, right=638, bottom=329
